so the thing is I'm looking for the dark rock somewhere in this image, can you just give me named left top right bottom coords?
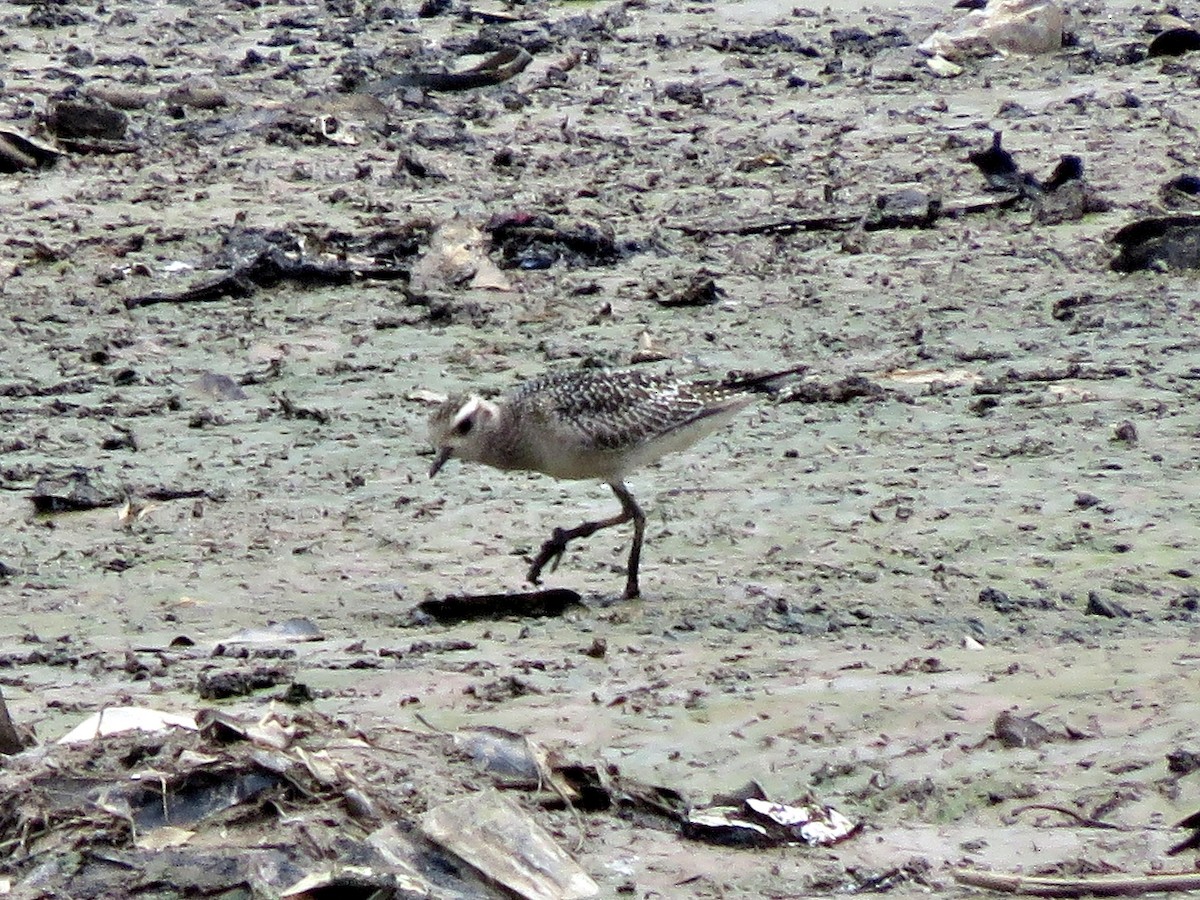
left=994, top=710, right=1051, bottom=748
left=1085, top=591, right=1131, bottom=618
left=1148, top=27, right=1200, bottom=58
left=1111, top=215, right=1200, bottom=272
left=1167, top=748, right=1200, bottom=775
left=47, top=100, right=128, bottom=140
left=1113, top=421, right=1138, bottom=445
left=31, top=470, right=123, bottom=513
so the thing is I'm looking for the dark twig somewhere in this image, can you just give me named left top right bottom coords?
left=1008, top=803, right=1121, bottom=830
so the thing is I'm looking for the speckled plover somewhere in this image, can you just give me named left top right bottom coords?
left=427, top=365, right=805, bottom=599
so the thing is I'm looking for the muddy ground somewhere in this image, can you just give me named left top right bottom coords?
left=2, top=0, right=1200, bottom=896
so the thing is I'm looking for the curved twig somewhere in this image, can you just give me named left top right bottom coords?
left=1008, top=804, right=1122, bottom=830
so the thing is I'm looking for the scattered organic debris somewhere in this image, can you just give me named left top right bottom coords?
left=419, top=717, right=859, bottom=859
left=4, top=0, right=1200, bottom=894
left=125, top=227, right=412, bottom=308
left=0, top=709, right=437, bottom=895
left=673, top=133, right=1103, bottom=239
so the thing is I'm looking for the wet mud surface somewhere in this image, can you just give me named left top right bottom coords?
left=3, top=0, right=1200, bottom=895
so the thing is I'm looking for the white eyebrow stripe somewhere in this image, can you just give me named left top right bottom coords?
left=453, top=396, right=484, bottom=428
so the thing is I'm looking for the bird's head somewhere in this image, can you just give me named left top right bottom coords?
left=427, top=393, right=501, bottom=477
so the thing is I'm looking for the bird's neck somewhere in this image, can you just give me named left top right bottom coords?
left=476, top=410, right=538, bottom=471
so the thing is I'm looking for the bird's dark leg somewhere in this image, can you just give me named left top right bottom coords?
left=527, top=481, right=646, bottom=599
left=613, top=482, right=645, bottom=599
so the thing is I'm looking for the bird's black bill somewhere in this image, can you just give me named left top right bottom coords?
left=429, top=447, right=452, bottom=478
left=725, top=364, right=809, bottom=394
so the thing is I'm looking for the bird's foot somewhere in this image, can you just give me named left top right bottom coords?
left=527, top=527, right=570, bottom=585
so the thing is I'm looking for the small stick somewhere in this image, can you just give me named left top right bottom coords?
left=953, top=868, right=1200, bottom=897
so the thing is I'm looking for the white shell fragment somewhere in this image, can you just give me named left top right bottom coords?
left=744, top=798, right=859, bottom=846
left=58, top=706, right=198, bottom=745
left=926, top=55, right=965, bottom=77
left=685, top=797, right=859, bottom=848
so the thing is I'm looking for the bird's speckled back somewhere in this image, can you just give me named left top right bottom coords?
left=507, top=368, right=752, bottom=455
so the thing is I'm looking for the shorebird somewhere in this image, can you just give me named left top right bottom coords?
left=427, top=364, right=805, bottom=599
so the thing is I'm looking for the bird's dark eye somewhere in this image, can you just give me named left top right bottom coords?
left=454, top=416, right=474, bottom=436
